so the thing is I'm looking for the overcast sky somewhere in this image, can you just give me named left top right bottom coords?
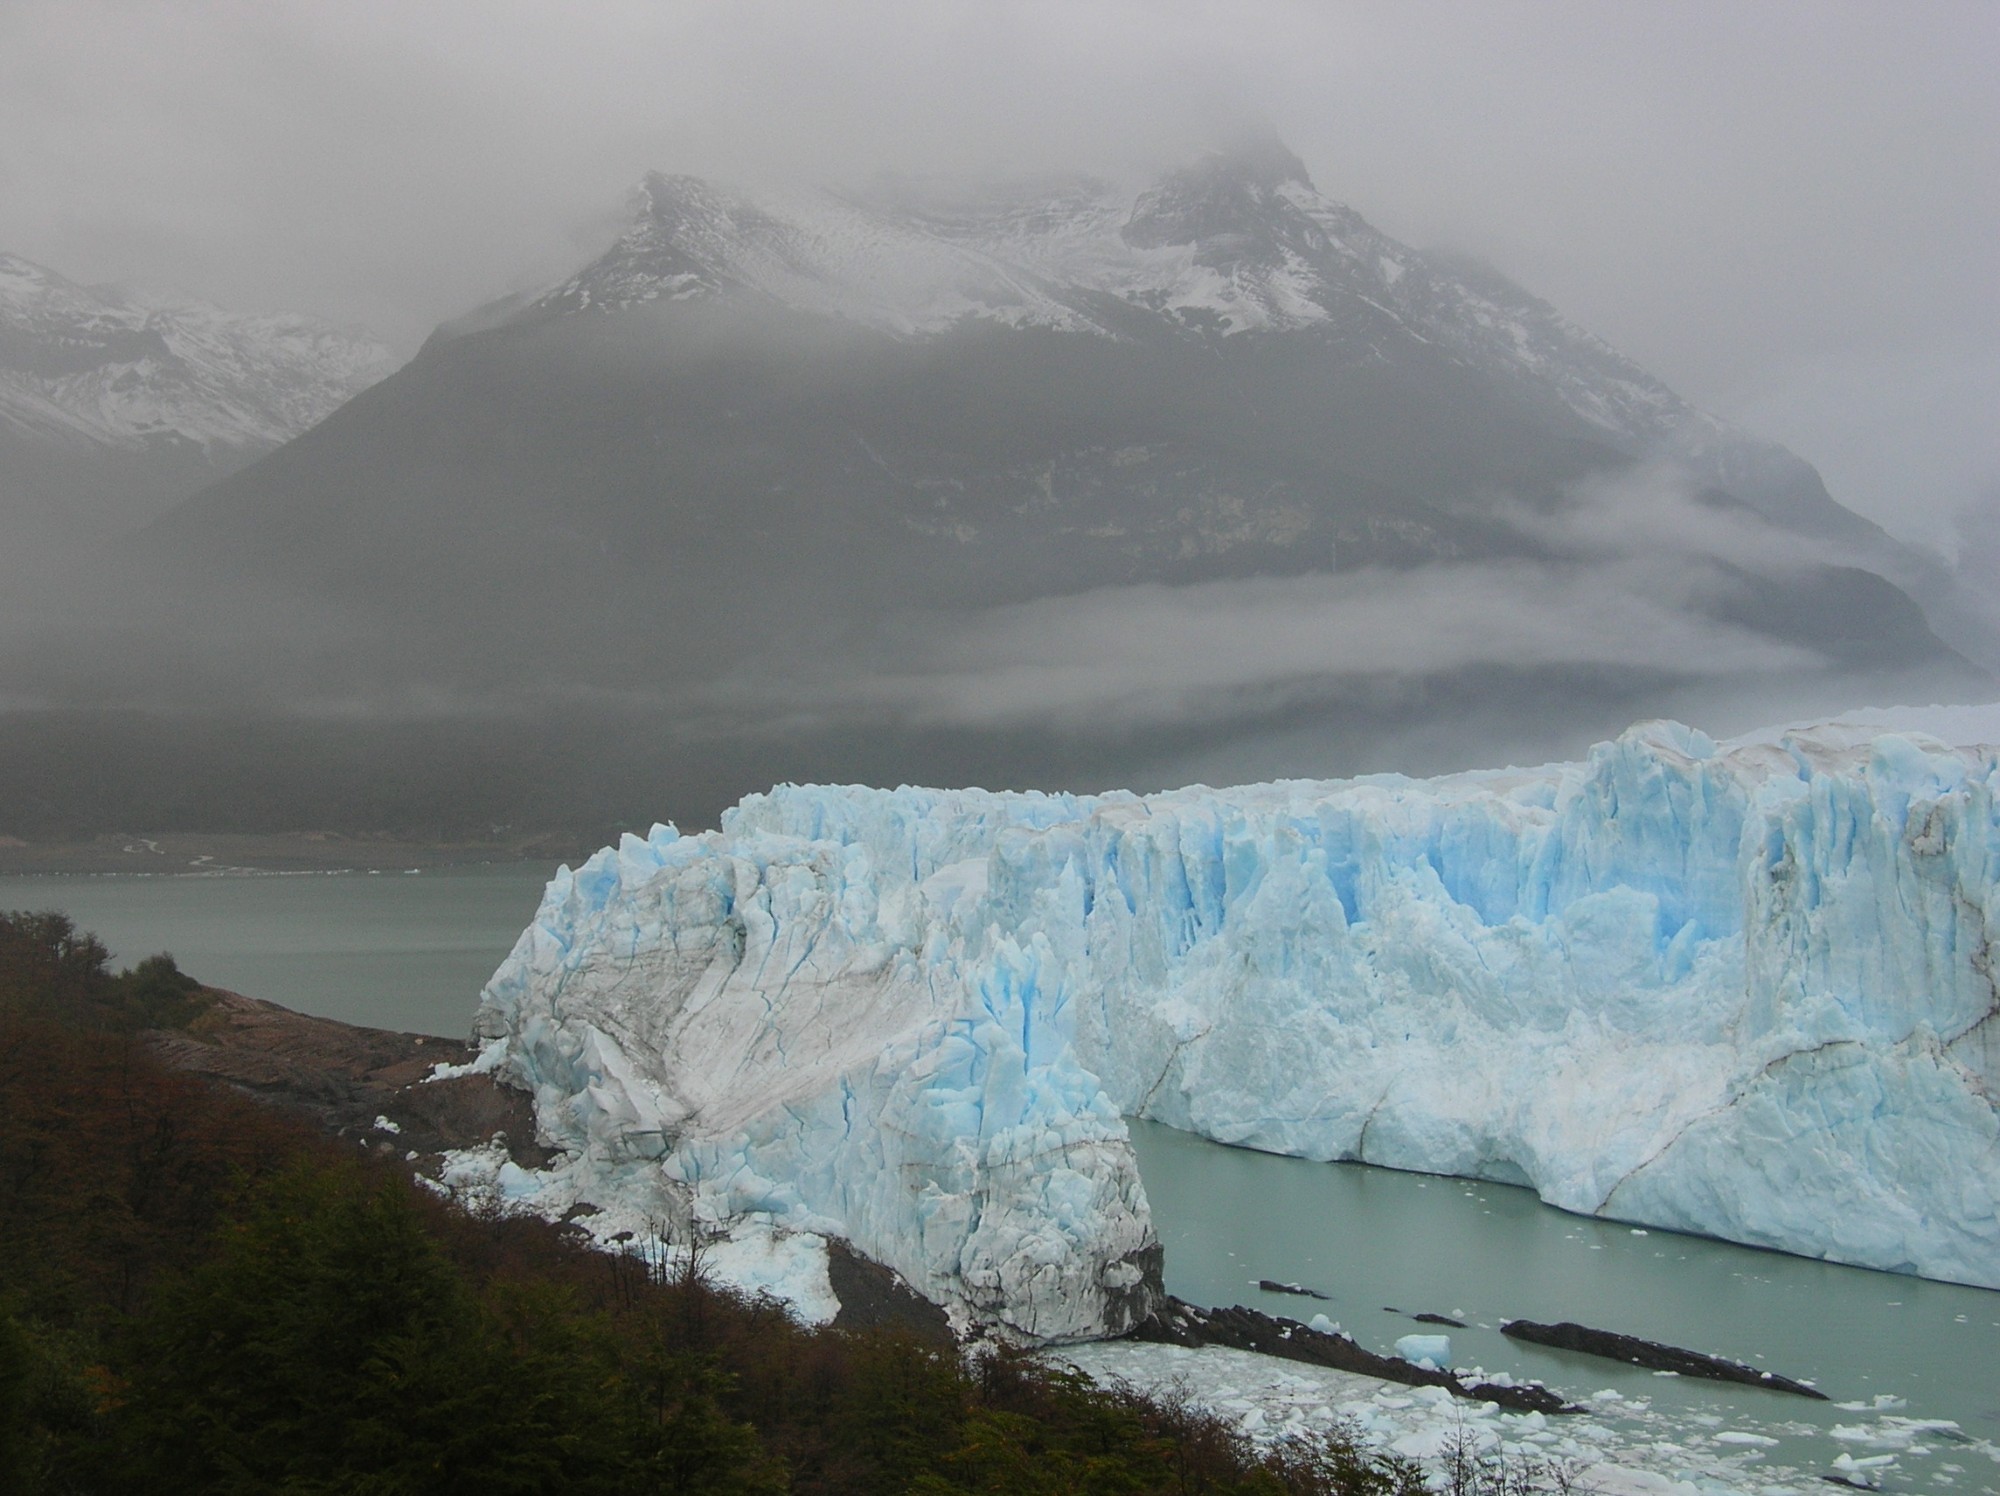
left=2, top=0, right=1993, bottom=552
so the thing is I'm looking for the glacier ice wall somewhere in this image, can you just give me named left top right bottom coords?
left=471, top=803, right=1160, bottom=1341
left=474, top=714, right=2000, bottom=1334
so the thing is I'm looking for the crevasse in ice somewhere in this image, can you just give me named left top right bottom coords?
left=472, top=713, right=2000, bottom=1336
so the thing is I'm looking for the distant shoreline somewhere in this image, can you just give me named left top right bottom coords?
left=0, top=829, right=595, bottom=877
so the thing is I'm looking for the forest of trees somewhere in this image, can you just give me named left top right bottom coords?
left=0, top=908, right=1430, bottom=1496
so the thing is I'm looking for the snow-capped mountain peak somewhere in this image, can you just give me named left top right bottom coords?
left=521, top=142, right=1815, bottom=515
left=1120, top=137, right=1317, bottom=251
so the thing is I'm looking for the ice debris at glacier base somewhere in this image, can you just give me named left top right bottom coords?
left=469, top=709, right=2000, bottom=1338
left=425, top=1137, right=842, bottom=1325
left=1047, top=1340, right=2000, bottom=1496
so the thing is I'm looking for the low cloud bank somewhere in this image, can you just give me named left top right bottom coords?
left=778, top=466, right=1857, bottom=735
left=847, top=559, right=1816, bottom=732
left=0, top=462, right=1981, bottom=786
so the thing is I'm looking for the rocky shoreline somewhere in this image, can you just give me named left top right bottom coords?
left=1501, top=1319, right=1829, bottom=1399
left=145, top=990, right=541, bottom=1163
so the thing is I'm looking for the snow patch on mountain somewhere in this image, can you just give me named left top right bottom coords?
left=0, top=251, right=397, bottom=452
left=468, top=707, right=2000, bottom=1341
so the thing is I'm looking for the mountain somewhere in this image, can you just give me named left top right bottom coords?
left=533, top=141, right=1872, bottom=542
left=0, top=251, right=397, bottom=555
left=4, top=142, right=1986, bottom=836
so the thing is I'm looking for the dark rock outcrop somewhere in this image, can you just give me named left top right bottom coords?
left=144, top=989, right=547, bottom=1165
left=1501, top=1319, right=1828, bottom=1399
left=1257, top=1279, right=1330, bottom=1300
left=1136, top=1298, right=1577, bottom=1416
left=826, top=1240, right=955, bottom=1344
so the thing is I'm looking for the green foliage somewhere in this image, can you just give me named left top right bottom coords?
left=111, top=952, right=210, bottom=1029
left=108, top=1161, right=769, bottom=1495
left=0, top=1305, right=30, bottom=1484
left=0, top=911, right=111, bottom=1021
left=0, top=1304, right=113, bottom=1496
left=621, top=1345, right=784, bottom=1496
left=828, top=1334, right=970, bottom=1488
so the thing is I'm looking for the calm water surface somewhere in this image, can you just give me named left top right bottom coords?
left=1130, top=1118, right=2000, bottom=1490
left=0, top=864, right=554, bottom=1036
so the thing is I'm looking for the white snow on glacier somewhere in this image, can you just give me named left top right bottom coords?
left=466, top=707, right=2000, bottom=1340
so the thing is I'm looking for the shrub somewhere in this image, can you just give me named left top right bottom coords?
left=0, top=909, right=210, bottom=1030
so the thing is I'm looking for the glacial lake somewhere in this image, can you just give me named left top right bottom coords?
left=6, top=868, right=1996, bottom=1488
left=0, top=863, right=554, bottom=1037
left=1131, top=1118, right=2000, bottom=1491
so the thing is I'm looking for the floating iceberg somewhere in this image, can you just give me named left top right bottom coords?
left=473, top=709, right=2000, bottom=1336
left=1394, top=1334, right=1453, bottom=1371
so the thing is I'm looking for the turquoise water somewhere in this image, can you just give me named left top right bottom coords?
left=1129, top=1118, right=2000, bottom=1491
left=0, top=864, right=554, bottom=1037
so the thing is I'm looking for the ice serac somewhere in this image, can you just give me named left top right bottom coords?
left=474, top=709, right=2000, bottom=1333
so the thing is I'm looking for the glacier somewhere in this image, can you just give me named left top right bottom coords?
left=470, top=709, right=2000, bottom=1339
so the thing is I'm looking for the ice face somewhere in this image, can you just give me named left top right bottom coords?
left=469, top=809, right=1159, bottom=1342
left=473, top=712, right=2000, bottom=1339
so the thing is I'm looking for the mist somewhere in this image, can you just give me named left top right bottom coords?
left=680, top=463, right=1945, bottom=761
left=832, top=562, right=1813, bottom=733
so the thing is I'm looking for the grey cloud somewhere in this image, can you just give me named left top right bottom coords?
left=1722, top=345, right=2000, bottom=559
left=772, top=559, right=1819, bottom=735
left=782, top=465, right=1841, bottom=736
left=1484, top=462, right=1848, bottom=573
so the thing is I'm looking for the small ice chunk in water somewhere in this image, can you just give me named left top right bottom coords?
left=1394, top=1334, right=1451, bottom=1370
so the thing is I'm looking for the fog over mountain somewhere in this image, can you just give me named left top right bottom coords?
left=0, top=3, right=1993, bottom=839
left=0, top=138, right=1987, bottom=837
left=0, top=252, right=396, bottom=583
